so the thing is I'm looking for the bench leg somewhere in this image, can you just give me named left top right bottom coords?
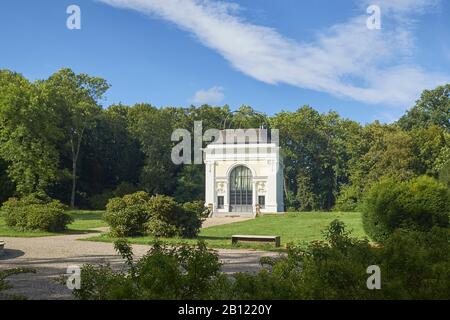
left=275, top=238, right=280, bottom=247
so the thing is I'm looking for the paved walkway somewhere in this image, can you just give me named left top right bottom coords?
left=0, top=226, right=279, bottom=300
left=202, top=216, right=253, bottom=228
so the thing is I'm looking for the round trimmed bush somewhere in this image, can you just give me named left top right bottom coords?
left=1, top=194, right=71, bottom=232
left=104, top=192, right=202, bottom=238
left=104, top=191, right=151, bottom=237
left=145, top=195, right=182, bottom=237
left=362, top=176, right=450, bottom=242
left=182, top=200, right=206, bottom=217
left=146, top=195, right=202, bottom=238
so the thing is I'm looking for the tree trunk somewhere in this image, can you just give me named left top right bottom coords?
left=283, top=175, right=289, bottom=199
left=70, top=161, right=77, bottom=208
left=70, top=128, right=84, bottom=209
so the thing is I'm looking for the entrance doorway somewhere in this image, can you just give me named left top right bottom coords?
left=229, top=166, right=253, bottom=212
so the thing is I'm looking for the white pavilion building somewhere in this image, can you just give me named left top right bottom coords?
left=204, top=129, right=284, bottom=217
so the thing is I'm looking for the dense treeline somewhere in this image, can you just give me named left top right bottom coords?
left=0, top=68, right=449, bottom=210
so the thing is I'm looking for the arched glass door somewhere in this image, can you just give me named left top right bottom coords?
left=229, top=166, right=253, bottom=212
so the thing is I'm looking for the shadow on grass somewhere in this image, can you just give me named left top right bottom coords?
left=197, top=235, right=231, bottom=241
left=0, top=228, right=103, bottom=238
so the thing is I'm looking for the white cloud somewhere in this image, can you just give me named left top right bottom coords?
left=361, top=0, right=440, bottom=14
left=190, top=86, right=224, bottom=105
left=98, top=0, right=448, bottom=108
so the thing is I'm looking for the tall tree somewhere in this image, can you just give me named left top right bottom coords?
left=78, top=104, right=143, bottom=198
left=0, top=70, right=60, bottom=195
left=43, top=68, right=110, bottom=207
left=128, top=104, right=178, bottom=195
left=398, top=84, right=450, bottom=132
left=271, top=106, right=338, bottom=210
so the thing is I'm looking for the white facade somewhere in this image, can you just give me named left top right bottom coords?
left=204, top=130, right=284, bottom=216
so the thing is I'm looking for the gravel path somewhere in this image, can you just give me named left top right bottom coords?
left=0, top=228, right=279, bottom=300
left=202, top=217, right=253, bottom=228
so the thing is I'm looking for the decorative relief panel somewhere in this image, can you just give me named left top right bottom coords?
left=216, top=182, right=226, bottom=195
left=256, top=181, right=266, bottom=194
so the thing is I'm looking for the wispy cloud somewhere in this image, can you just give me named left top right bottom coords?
left=190, top=86, right=224, bottom=105
left=98, top=0, right=448, bottom=108
left=361, top=0, right=440, bottom=14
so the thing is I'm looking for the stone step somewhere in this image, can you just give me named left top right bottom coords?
left=213, top=213, right=255, bottom=218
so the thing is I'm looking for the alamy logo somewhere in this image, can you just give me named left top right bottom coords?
left=366, top=265, right=381, bottom=290
left=171, top=121, right=279, bottom=165
left=366, top=5, right=381, bottom=30
left=66, top=265, right=81, bottom=290
left=67, top=5, right=81, bottom=30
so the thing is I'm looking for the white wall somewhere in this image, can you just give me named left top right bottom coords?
left=204, top=143, right=284, bottom=215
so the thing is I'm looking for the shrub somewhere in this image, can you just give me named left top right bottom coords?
left=145, top=195, right=183, bottom=237
left=334, top=184, right=363, bottom=212
left=362, top=176, right=450, bottom=242
left=71, top=220, right=450, bottom=300
left=378, top=227, right=450, bottom=299
left=1, top=194, right=72, bottom=232
left=146, top=195, right=202, bottom=238
left=90, top=182, right=139, bottom=210
left=104, top=192, right=202, bottom=238
left=438, top=160, right=450, bottom=188
left=72, top=240, right=226, bottom=300
left=89, top=191, right=113, bottom=211
left=230, top=221, right=450, bottom=300
left=182, top=200, right=207, bottom=218
left=104, top=191, right=151, bottom=237
left=228, top=220, right=378, bottom=300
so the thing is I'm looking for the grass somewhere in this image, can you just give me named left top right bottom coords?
left=86, top=212, right=366, bottom=251
left=0, top=210, right=367, bottom=251
left=0, top=210, right=107, bottom=237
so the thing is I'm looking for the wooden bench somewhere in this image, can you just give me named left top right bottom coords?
left=232, top=235, right=281, bottom=247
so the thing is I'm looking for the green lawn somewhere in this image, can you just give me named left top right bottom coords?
left=86, top=212, right=367, bottom=250
left=0, top=210, right=107, bottom=237
left=0, top=211, right=367, bottom=250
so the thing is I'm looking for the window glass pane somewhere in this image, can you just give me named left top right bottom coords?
left=230, top=166, right=253, bottom=210
left=258, top=196, right=265, bottom=208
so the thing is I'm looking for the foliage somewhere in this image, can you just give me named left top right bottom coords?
left=0, top=70, right=60, bottom=195
left=89, top=191, right=114, bottom=211
left=0, top=159, right=14, bottom=204
left=79, top=106, right=142, bottom=205
left=362, top=176, right=450, bottom=242
left=42, top=68, right=110, bottom=208
left=227, top=221, right=450, bottom=300
left=1, top=67, right=449, bottom=215
left=104, top=192, right=202, bottom=238
left=398, top=84, right=450, bottom=132
left=104, top=191, right=151, bottom=237
left=89, top=182, right=139, bottom=210
left=173, top=165, right=205, bottom=203
left=74, top=221, right=450, bottom=300
left=127, top=105, right=179, bottom=195
left=272, top=107, right=343, bottom=210
left=439, top=160, right=450, bottom=188
left=409, top=126, right=449, bottom=176
left=377, top=227, right=450, bottom=299
left=1, top=194, right=72, bottom=232
left=0, top=268, right=36, bottom=300
left=183, top=200, right=207, bottom=218
left=145, top=195, right=202, bottom=238
left=334, top=184, right=363, bottom=212
left=72, top=240, right=225, bottom=300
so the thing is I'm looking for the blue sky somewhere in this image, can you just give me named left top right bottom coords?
left=0, top=0, right=449, bottom=124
